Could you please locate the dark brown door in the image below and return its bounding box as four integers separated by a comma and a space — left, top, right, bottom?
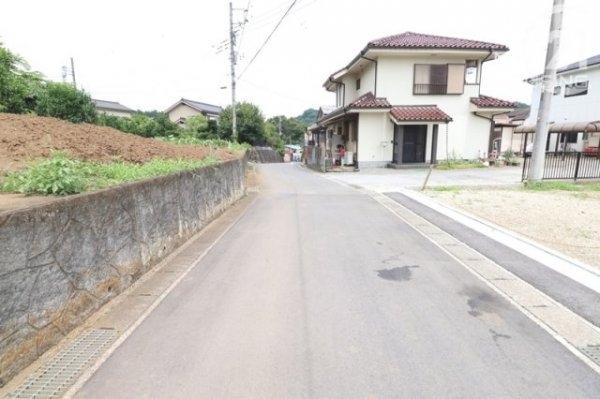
403, 125, 427, 163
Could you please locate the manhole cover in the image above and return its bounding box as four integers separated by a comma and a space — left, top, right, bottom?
6, 328, 116, 399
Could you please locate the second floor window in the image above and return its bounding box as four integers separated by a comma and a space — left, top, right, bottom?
565, 81, 588, 97
414, 64, 465, 95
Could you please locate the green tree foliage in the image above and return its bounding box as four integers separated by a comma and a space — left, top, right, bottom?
296, 108, 318, 126
97, 112, 180, 138
35, 82, 96, 123
182, 114, 219, 140
263, 121, 284, 154
267, 115, 305, 145
218, 102, 265, 145
0, 43, 43, 113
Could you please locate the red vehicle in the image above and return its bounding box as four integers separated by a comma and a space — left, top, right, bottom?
583, 146, 599, 156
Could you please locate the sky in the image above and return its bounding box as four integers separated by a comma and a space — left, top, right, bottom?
1, 0, 599, 119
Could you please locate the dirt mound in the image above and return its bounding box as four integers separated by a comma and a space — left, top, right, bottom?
0, 113, 238, 172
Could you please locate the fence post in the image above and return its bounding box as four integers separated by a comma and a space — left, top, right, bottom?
574, 152, 581, 181
521, 154, 529, 182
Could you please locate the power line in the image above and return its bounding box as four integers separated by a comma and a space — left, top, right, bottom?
237, 0, 297, 81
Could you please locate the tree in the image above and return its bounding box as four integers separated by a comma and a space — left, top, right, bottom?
267, 115, 305, 145
263, 121, 284, 154
218, 102, 265, 145
0, 43, 43, 114
296, 108, 318, 126
183, 114, 219, 139
35, 82, 96, 123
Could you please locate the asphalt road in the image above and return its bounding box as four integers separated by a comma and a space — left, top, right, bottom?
74, 164, 600, 398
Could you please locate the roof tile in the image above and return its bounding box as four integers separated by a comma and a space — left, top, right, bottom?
390, 105, 452, 122
368, 32, 508, 51
471, 95, 515, 108
349, 92, 391, 108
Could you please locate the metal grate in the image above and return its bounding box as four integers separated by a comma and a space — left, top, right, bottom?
580, 345, 600, 367
5, 329, 116, 399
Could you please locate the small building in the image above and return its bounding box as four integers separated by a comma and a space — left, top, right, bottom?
93, 99, 135, 118
164, 98, 222, 125
491, 107, 530, 155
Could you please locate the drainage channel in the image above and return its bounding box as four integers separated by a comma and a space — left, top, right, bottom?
5, 329, 117, 399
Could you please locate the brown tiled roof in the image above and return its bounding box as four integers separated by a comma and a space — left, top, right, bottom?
349, 92, 391, 108
390, 105, 452, 122
368, 32, 509, 51
470, 95, 515, 108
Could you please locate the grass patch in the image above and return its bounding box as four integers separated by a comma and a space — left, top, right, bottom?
1, 152, 219, 196
428, 186, 462, 192
524, 181, 600, 192
159, 136, 251, 152
436, 160, 486, 170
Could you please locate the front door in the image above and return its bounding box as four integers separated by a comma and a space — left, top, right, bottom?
403, 125, 427, 163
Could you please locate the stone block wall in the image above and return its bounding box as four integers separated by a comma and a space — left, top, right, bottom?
0, 158, 246, 385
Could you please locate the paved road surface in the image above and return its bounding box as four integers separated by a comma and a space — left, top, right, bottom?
74, 164, 600, 398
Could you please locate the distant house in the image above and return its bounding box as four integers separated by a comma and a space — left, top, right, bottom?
309, 31, 514, 170
491, 107, 530, 155
164, 98, 222, 125
520, 54, 600, 153
93, 99, 135, 118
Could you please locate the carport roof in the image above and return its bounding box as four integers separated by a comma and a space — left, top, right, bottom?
514, 121, 600, 133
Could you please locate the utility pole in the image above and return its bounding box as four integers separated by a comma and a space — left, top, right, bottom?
528, 0, 565, 182
229, 2, 238, 142
70, 57, 77, 89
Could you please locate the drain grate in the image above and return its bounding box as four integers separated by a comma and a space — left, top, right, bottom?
6, 328, 116, 399
580, 345, 600, 367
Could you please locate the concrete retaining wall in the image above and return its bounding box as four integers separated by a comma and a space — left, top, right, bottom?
0, 158, 246, 386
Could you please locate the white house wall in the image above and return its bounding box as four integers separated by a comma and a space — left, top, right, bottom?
344, 62, 377, 104
358, 113, 394, 167
526, 66, 600, 151
377, 56, 491, 160
167, 104, 200, 123
527, 67, 600, 124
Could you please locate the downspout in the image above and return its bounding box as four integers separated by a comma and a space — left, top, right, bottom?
477, 48, 495, 92
360, 55, 378, 96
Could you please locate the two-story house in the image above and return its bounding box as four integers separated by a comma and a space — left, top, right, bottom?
314, 32, 514, 169
519, 54, 600, 153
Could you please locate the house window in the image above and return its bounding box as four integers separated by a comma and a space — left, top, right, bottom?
553, 86, 561, 95
565, 81, 588, 97
356, 78, 361, 90
561, 133, 578, 143
465, 60, 478, 84
414, 64, 465, 95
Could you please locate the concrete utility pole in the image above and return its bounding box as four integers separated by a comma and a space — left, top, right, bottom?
70, 57, 77, 89
229, 2, 238, 142
528, 0, 565, 182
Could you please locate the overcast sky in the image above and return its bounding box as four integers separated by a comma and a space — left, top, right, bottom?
1, 0, 598, 118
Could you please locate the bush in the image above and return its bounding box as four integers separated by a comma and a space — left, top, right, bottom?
2, 151, 90, 195
35, 82, 96, 123
1, 152, 224, 196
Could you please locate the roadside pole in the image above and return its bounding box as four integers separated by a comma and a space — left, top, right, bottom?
528, 0, 565, 182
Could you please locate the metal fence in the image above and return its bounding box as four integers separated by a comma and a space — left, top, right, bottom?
522, 152, 600, 181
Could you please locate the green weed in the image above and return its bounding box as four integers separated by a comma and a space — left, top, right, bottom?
1, 153, 220, 196
524, 181, 600, 192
